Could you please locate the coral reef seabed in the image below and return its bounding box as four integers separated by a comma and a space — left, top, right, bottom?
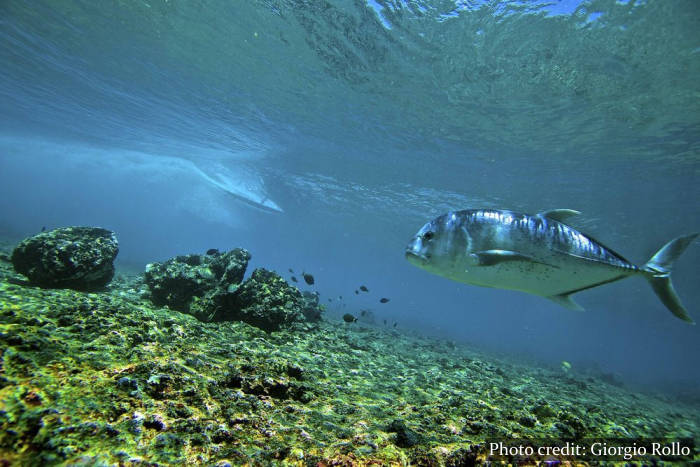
0, 244, 697, 465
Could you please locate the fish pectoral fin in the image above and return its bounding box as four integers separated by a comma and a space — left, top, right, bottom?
471, 250, 556, 267
538, 209, 581, 222
547, 293, 585, 311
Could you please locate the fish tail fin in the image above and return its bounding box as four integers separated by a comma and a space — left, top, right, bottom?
642, 233, 698, 324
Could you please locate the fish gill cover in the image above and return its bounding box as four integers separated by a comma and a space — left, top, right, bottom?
0, 0, 699, 465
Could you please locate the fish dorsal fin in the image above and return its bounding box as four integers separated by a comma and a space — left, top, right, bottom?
471, 250, 557, 268
538, 209, 581, 222
547, 293, 585, 311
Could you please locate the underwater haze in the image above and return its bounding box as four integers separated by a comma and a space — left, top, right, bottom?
1, 0, 699, 395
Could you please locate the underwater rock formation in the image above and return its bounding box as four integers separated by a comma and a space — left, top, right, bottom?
387, 419, 421, 448
144, 248, 250, 312
145, 252, 308, 332
215, 268, 305, 332
300, 290, 324, 322
11, 227, 118, 290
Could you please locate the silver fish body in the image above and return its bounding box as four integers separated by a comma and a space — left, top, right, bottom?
405, 209, 697, 322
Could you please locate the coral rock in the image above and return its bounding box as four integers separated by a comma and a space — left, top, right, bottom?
11, 227, 118, 290
217, 268, 304, 332
387, 419, 420, 448
144, 248, 250, 312
300, 291, 323, 322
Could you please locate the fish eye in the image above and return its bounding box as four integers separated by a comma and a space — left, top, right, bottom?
422, 231, 434, 241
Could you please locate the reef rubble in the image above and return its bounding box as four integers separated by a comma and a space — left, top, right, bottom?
0, 242, 698, 465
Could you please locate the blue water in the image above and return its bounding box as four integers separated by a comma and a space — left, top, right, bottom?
1, 0, 698, 391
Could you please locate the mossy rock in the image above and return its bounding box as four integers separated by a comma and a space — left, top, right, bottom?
144, 248, 250, 312
216, 268, 304, 332
11, 227, 118, 290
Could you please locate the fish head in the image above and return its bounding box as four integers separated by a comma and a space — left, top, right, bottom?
405, 212, 471, 274
405, 220, 436, 266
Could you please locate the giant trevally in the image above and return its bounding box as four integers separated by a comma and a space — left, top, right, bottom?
405, 209, 697, 323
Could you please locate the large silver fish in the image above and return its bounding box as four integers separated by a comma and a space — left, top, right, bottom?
405, 209, 697, 323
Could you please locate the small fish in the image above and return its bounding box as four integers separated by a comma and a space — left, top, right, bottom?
289, 268, 294, 273
41, 226, 46, 232
393, 322, 397, 328
338, 295, 343, 300
406, 208, 698, 323
360, 309, 367, 317
206, 248, 219, 255
383, 319, 387, 325
328, 298, 332, 302
343, 313, 358, 323
380, 298, 390, 303
360, 285, 369, 292
355, 290, 359, 294
303, 273, 315, 285
290, 276, 298, 283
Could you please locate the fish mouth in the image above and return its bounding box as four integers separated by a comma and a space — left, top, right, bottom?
405, 249, 428, 264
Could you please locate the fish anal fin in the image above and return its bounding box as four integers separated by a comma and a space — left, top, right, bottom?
538, 209, 581, 222
472, 250, 557, 268
547, 293, 585, 311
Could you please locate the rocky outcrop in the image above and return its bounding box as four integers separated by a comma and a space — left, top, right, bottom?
300, 291, 323, 322
144, 252, 308, 332
216, 268, 305, 332
143, 249, 250, 313
11, 227, 118, 290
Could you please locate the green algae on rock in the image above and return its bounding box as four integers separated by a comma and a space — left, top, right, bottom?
144, 249, 312, 332
300, 290, 324, 322
216, 268, 306, 332
11, 227, 118, 291
144, 248, 251, 314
